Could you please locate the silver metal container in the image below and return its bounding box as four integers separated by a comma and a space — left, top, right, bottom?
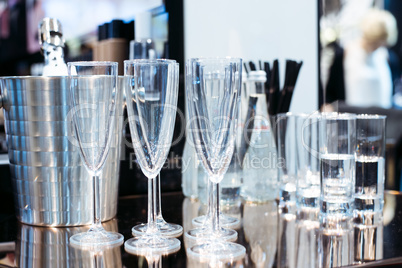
0, 76, 124, 226
16, 220, 122, 267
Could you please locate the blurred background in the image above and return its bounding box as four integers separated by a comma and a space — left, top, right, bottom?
0, 0, 401, 195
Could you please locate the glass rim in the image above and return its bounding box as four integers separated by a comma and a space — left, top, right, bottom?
124, 59, 177, 65
186, 57, 242, 63
276, 112, 297, 118
295, 112, 321, 119
67, 61, 118, 67
321, 112, 357, 120
356, 114, 387, 120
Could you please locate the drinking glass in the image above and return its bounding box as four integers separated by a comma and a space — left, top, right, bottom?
353, 114, 386, 264
354, 114, 386, 220
124, 59, 181, 255
319, 113, 356, 222
318, 113, 356, 267
296, 113, 321, 212
185, 57, 245, 259
131, 63, 183, 238
276, 114, 298, 268
277, 113, 298, 208
294, 113, 321, 268
68, 61, 124, 247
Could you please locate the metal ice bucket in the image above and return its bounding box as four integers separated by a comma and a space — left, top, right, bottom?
0, 76, 124, 226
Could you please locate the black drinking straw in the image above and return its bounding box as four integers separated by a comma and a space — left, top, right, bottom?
268, 59, 280, 116
249, 61, 256, 71
277, 60, 293, 114
243, 62, 249, 74
264, 61, 271, 99
278, 60, 303, 113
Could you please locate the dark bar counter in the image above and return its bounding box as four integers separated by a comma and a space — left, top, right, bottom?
1, 191, 402, 267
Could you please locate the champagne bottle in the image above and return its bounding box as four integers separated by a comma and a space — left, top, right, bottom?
39, 18, 68, 76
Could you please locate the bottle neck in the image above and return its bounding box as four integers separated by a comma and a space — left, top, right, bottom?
44, 45, 65, 66
248, 79, 266, 95
42, 44, 67, 76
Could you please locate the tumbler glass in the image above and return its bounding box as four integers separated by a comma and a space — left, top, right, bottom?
319, 113, 356, 219
296, 113, 321, 211
354, 115, 386, 218
277, 113, 297, 207
294, 113, 321, 267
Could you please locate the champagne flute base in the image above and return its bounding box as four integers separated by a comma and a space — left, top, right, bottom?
132, 221, 183, 238
70, 229, 124, 249
124, 235, 181, 255
184, 227, 237, 242
187, 241, 246, 262
192, 214, 240, 229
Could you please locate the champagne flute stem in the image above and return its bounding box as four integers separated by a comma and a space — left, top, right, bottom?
93, 175, 102, 229
156, 173, 163, 221
212, 181, 220, 233
147, 177, 158, 234
205, 178, 214, 224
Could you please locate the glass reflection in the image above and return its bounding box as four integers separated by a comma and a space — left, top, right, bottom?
182, 197, 201, 235
182, 195, 387, 267
16, 220, 122, 267
295, 208, 320, 268
277, 202, 297, 268
70, 244, 123, 268
187, 250, 245, 268
243, 201, 277, 267
318, 219, 354, 267
354, 212, 384, 263
125, 246, 180, 268
145, 254, 162, 268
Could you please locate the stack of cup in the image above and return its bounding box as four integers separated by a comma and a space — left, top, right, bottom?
354, 115, 386, 220
319, 113, 356, 220
276, 113, 297, 268
275, 112, 386, 266
277, 113, 298, 208
354, 114, 386, 263
318, 113, 356, 267
296, 113, 321, 216
294, 113, 321, 268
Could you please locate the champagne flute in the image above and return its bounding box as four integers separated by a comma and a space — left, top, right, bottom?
185, 57, 246, 259
131, 63, 183, 238
185, 61, 240, 229
68, 61, 124, 247
124, 59, 181, 255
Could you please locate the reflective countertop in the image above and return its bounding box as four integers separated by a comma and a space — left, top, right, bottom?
1, 191, 402, 267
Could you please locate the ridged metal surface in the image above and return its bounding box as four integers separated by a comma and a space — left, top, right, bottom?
7, 135, 77, 151
0, 76, 125, 226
